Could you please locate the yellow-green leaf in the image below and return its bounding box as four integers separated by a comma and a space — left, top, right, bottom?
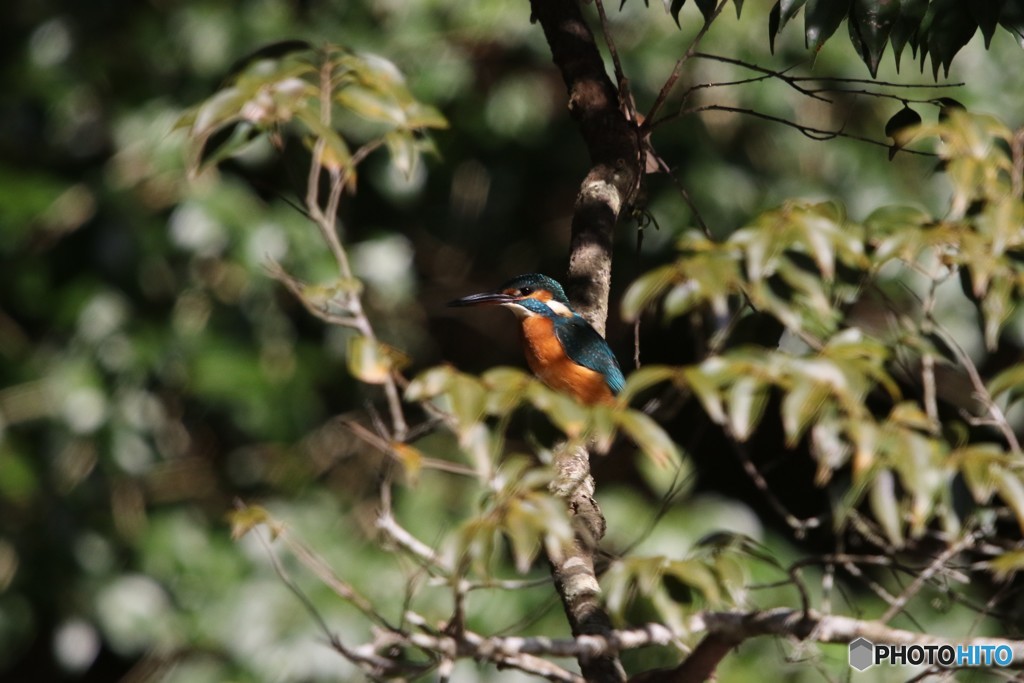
528, 384, 591, 438
869, 469, 904, 548
347, 336, 407, 384
726, 376, 769, 441
618, 365, 679, 405
987, 550, 1024, 581
992, 466, 1024, 532
481, 366, 532, 415
392, 442, 423, 486
228, 504, 275, 540
405, 365, 456, 400
621, 265, 676, 321
617, 409, 680, 468
448, 374, 487, 428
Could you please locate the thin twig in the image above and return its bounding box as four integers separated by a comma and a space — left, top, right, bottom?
880, 531, 976, 624
673, 104, 937, 156
730, 439, 822, 538
250, 521, 418, 677
343, 417, 477, 478
689, 52, 826, 103
376, 508, 453, 576
300, 57, 408, 442
1012, 128, 1024, 198
934, 324, 1022, 455
645, 0, 730, 126
652, 154, 712, 239
264, 259, 360, 328
594, 0, 629, 102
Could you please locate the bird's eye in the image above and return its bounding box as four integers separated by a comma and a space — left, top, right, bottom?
519, 287, 533, 296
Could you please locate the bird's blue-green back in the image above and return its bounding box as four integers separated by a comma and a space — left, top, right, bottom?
552, 315, 625, 394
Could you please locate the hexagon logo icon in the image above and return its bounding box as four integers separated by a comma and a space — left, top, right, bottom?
849, 637, 874, 671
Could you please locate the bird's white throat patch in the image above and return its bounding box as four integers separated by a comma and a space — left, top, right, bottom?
500, 299, 573, 318
544, 299, 573, 317
501, 302, 533, 319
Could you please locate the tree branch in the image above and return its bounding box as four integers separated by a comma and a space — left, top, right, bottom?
530, 0, 640, 332
386, 609, 1024, 681
251, 514, 1024, 683
652, 608, 1024, 682
529, 1, 643, 680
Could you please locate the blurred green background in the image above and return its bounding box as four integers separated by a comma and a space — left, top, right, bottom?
2, 0, 1023, 681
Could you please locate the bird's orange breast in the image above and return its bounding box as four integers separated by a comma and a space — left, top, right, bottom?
520, 316, 615, 405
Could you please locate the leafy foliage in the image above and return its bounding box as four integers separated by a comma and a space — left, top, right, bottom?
178, 45, 447, 180
625, 110, 1024, 547
6, 1, 1024, 681
652, 0, 1024, 77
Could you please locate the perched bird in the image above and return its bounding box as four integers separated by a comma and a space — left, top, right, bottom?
449, 274, 624, 405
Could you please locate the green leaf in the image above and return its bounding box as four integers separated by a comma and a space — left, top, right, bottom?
618, 409, 681, 468
890, 0, 928, 69
405, 365, 456, 400
870, 468, 905, 547
890, 428, 946, 536
954, 443, 1005, 503
192, 122, 261, 174
992, 466, 1024, 532
670, 0, 686, 28
921, 0, 978, 78
481, 367, 533, 415
189, 87, 247, 136
987, 550, 1024, 580
888, 401, 933, 431
981, 278, 1013, 351
403, 102, 448, 130
1000, 1, 1024, 49
969, 0, 1005, 47
448, 374, 487, 428
528, 384, 593, 439
618, 365, 679, 405
0, 449, 37, 503
662, 280, 704, 320
590, 405, 619, 454
336, 83, 407, 126
384, 130, 419, 180
780, 0, 809, 30
726, 376, 769, 441
228, 504, 281, 540
848, 0, 899, 77
694, 0, 717, 24
880, 105, 921, 140
347, 336, 407, 384
392, 442, 423, 486
988, 364, 1024, 401
780, 378, 827, 446
223, 40, 314, 81
621, 265, 676, 321
810, 419, 850, 478
459, 422, 494, 481
504, 500, 543, 573
805, 0, 852, 53
683, 364, 727, 425
769, 1, 782, 53
458, 515, 500, 576
885, 106, 922, 158
666, 559, 721, 604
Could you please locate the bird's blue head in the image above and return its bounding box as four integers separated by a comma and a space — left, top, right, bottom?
448, 273, 574, 319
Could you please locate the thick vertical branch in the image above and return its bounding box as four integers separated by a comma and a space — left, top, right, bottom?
530, 0, 641, 333
529, 2, 641, 682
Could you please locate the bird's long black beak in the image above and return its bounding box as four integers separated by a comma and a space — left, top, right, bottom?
447, 291, 517, 307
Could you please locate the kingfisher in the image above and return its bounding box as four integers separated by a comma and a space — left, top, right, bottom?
449, 274, 625, 405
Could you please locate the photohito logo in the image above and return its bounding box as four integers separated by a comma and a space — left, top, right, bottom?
848, 638, 1014, 671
